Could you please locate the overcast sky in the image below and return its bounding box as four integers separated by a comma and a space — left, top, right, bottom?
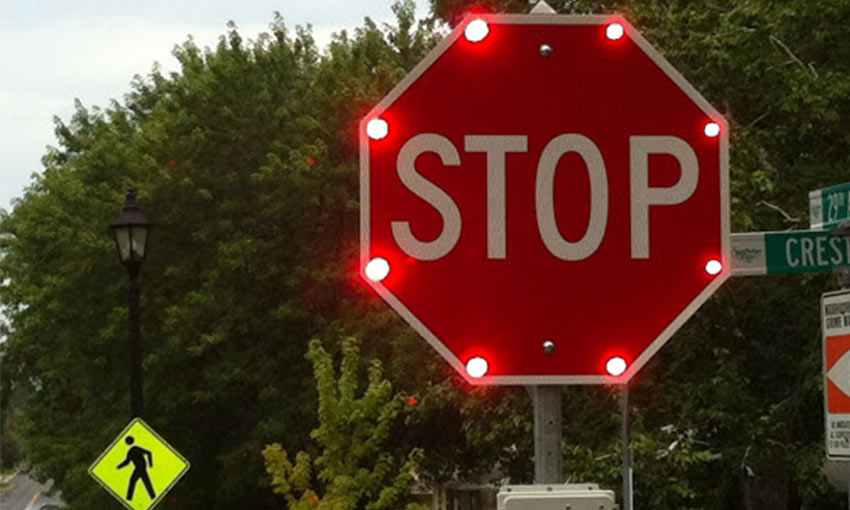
0, 0, 430, 212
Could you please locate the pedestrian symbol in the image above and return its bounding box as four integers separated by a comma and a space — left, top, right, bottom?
89, 418, 189, 510
117, 435, 156, 501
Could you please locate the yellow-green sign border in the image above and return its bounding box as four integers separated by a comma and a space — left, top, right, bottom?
88, 417, 190, 510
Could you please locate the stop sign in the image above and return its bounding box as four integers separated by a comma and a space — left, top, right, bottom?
360, 14, 730, 384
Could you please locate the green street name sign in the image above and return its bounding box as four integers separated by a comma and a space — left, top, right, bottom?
731, 231, 850, 276
810, 182, 850, 230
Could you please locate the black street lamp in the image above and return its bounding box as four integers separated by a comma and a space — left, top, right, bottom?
110, 189, 150, 418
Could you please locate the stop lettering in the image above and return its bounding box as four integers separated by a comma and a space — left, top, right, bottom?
390, 133, 700, 262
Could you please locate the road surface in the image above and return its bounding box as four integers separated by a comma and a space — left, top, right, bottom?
0, 474, 64, 510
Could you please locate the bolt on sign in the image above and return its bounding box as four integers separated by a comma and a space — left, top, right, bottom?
89, 418, 190, 510
823, 290, 850, 459
360, 13, 730, 384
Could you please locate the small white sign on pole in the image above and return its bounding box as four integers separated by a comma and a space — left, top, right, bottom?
823, 290, 850, 459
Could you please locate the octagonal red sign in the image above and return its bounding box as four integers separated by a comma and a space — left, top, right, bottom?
360, 14, 730, 384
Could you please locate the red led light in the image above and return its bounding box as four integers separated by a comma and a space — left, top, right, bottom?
704, 122, 721, 137
366, 118, 389, 140
704, 259, 723, 275
464, 18, 489, 43
606, 23, 624, 41
365, 257, 390, 282
606, 356, 627, 376
465, 356, 488, 378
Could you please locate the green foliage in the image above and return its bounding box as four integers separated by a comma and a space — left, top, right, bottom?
5, 0, 850, 508
618, 1, 850, 505
429, 0, 527, 25
0, 413, 23, 471
263, 337, 424, 510
0, 3, 443, 509
0, 341, 24, 471
434, 0, 850, 506
622, 0, 850, 234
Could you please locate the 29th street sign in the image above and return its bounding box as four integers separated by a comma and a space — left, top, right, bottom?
810, 182, 850, 231
361, 14, 730, 384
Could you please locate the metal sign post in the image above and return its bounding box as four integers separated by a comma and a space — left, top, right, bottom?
532, 385, 563, 484
824, 221, 850, 507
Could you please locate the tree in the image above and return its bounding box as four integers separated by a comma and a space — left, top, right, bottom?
425, 0, 850, 507
263, 337, 424, 510
0, 4, 447, 509
6, 0, 850, 507
622, 1, 850, 507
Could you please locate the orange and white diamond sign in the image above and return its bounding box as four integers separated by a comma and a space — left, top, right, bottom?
823, 290, 850, 459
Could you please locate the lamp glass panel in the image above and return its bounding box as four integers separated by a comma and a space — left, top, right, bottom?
114, 227, 131, 262
131, 227, 147, 260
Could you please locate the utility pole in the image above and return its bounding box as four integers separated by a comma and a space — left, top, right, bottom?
832, 221, 850, 509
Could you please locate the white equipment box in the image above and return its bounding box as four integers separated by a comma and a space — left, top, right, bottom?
497, 484, 617, 510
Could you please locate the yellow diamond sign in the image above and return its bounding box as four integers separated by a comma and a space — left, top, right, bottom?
89, 418, 190, 510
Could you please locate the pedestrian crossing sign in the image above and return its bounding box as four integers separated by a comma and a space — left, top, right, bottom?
89, 418, 190, 510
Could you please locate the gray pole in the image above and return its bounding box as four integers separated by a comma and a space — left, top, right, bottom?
831, 222, 850, 509
621, 384, 633, 510
528, 0, 564, 488
532, 385, 563, 484
838, 267, 850, 510
835, 267, 850, 510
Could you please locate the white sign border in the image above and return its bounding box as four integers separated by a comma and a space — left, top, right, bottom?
360, 13, 731, 385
